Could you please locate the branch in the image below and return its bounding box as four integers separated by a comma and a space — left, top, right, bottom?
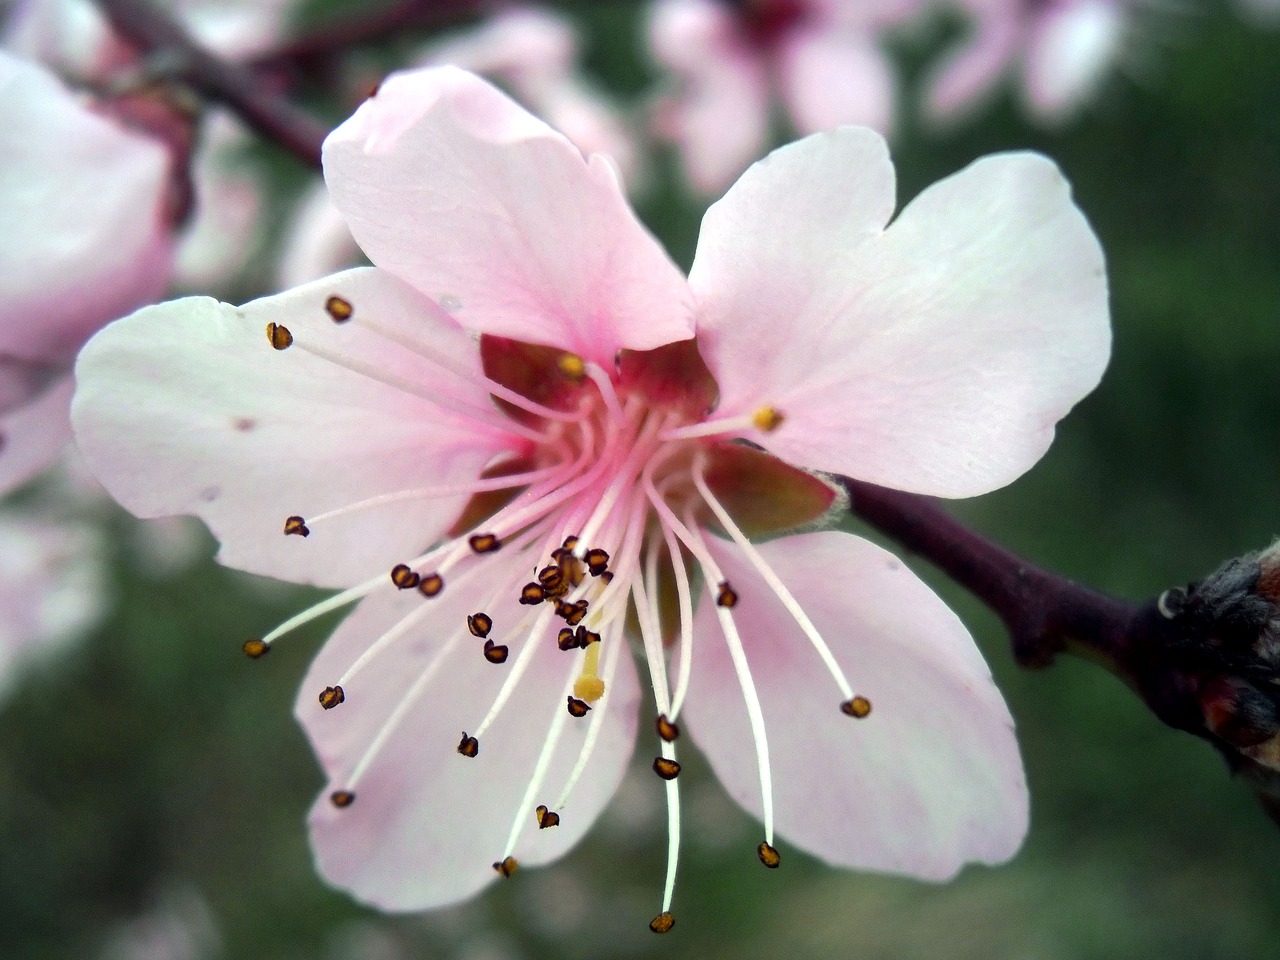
93, 0, 327, 170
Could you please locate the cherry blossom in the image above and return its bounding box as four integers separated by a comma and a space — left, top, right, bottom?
72, 67, 1110, 927
647, 0, 923, 193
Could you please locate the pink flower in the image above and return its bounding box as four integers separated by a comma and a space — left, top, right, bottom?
647, 0, 923, 193
72, 67, 1109, 925
925, 0, 1129, 125
0, 51, 173, 494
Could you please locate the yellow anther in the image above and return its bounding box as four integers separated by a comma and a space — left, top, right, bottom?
757, 841, 782, 868
752, 406, 784, 432
265, 322, 293, 350
324, 295, 354, 322
656, 714, 680, 743
649, 912, 675, 934
493, 856, 518, 878
242, 638, 269, 659
318, 685, 345, 709
557, 352, 586, 381
418, 573, 444, 597
841, 695, 872, 719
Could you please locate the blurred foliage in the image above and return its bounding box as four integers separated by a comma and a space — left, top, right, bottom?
3, 0, 1280, 958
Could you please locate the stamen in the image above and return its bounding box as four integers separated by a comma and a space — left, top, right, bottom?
557, 352, 586, 381
469, 533, 502, 554
318, 685, 345, 709
483, 639, 509, 664
519, 583, 546, 605
467, 612, 493, 638
656, 714, 680, 742
584, 548, 610, 577
535, 804, 561, 829
390, 564, 420, 589
265, 322, 293, 350
552, 626, 625, 810
757, 841, 781, 868
648, 481, 695, 721
652, 757, 681, 780
751, 406, 784, 432
716, 581, 738, 608
557, 627, 578, 651
566, 696, 591, 718
324, 295, 354, 322
329, 790, 355, 808
457, 733, 479, 757
649, 913, 675, 934
259, 568, 390, 647
472, 605, 558, 739
283, 515, 310, 537
242, 638, 269, 659
657, 410, 764, 442
493, 857, 518, 878
419, 573, 445, 597
841, 696, 872, 719
582, 361, 626, 425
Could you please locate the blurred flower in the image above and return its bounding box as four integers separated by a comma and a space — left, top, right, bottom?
73, 67, 1109, 928
95, 885, 221, 960
924, 0, 1130, 125
646, 0, 923, 193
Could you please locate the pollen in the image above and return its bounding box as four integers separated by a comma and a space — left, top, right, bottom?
457, 733, 479, 757
757, 841, 782, 868
468, 533, 502, 554
716, 581, 738, 608
330, 790, 355, 808
467, 613, 493, 638
418, 573, 445, 597
566, 696, 591, 718
557, 352, 586, 381
265, 322, 293, 350
519, 582, 546, 605
242, 638, 269, 659
841, 695, 872, 719
483, 639, 509, 664
318, 685, 345, 709
283, 515, 310, 537
493, 856, 518, 878
752, 406, 784, 432
390, 564, 420, 589
656, 714, 680, 742
652, 757, 681, 780
324, 295, 354, 322
535, 804, 561, 829
649, 912, 675, 934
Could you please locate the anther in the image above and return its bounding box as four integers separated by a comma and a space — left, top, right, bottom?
557, 353, 586, 381
556, 599, 588, 626
716, 581, 738, 608
656, 714, 680, 742
330, 790, 355, 808
265, 322, 293, 350
652, 757, 682, 780
283, 515, 310, 537
752, 406, 784, 431
537, 565, 564, 590
418, 573, 444, 598
649, 912, 675, 934
390, 564, 420, 589
493, 856, 518, 878
841, 695, 872, 719
601, 571, 614, 584
757, 841, 781, 868
318, 685, 345, 709
467, 613, 493, 638
562, 535, 580, 552
242, 638, 269, 659
557, 628, 579, 651
577, 628, 600, 646
457, 733, 479, 757
469, 533, 502, 554
324, 295, 354, 322
566, 696, 591, 718
483, 639, 509, 664
519, 582, 546, 605
584, 548, 610, 577
535, 804, 561, 829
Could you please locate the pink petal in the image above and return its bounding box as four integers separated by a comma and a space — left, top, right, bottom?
692, 134, 1109, 497
1023, 0, 1125, 121
323, 66, 693, 369
683, 531, 1028, 878
72, 268, 512, 587
0, 52, 173, 365
922, 0, 1020, 123
298, 554, 640, 910
776, 23, 895, 136
646, 0, 770, 194
0, 376, 74, 495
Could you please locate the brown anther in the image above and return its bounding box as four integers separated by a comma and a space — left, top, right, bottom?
656, 714, 680, 742
535, 804, 561, 829
418, 573, 444, 597
318, 685, 345, 709
467, 613, 493, 638
537, 565, 564, 590
265, 322, 293, 350
841, 695, 872, 719
330, 790, 355, 808
483, 639, 509, 664
562, 535, 580, 552
557, 599, 588, 626
468, 533, 501, 554
716, 581, 739, 608
757, 841, 782, 868
283, 515, 310, 537
652, 757, 682, 780
601, 571, 614, 584
578, 628, 601, 646
242, 638, 269, 659
557, 352, 586, 381
566, 696, 591, 718
649, 912, 675, 934
584, 548, 610, 576
390, 564, 420, 589
493, 856, 518, 878
557, 628, 579, 651
752, 406, 785, 432
519, 582, 546, 605
457, 733, 479, 758
324, 295, 354, 322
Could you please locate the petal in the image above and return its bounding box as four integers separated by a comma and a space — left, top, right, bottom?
922, 1, 1020, 122
0, 52, 173, 365
298, 553, 641, 910
1023, 0, 1125, 120
72, 267, 513, 587
776, 24, 894, 136
683, 531, 1028, 878
647, 0, 770, 194
692, 137, 1109, 497
323, 66, 693, 369
0, 375, 74, 495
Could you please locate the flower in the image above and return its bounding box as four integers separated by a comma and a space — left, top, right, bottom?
646, 0, 923, 193
72, 66, 1110, 927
